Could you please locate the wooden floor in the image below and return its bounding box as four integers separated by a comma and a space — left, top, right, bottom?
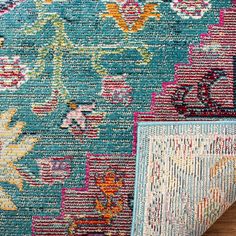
203, 202, 236, 236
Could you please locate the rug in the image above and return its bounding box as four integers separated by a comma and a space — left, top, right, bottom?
0, 0, 235, 235
133, 121, 235, 235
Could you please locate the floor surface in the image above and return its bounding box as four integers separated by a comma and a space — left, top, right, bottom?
203, 202, 236, 236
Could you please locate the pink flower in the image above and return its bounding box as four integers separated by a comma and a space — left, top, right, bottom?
101, 74, 132, 106
61, 102, 106, 141
69, 112, 106, 141
121, 0, 142, 27
61, 103, 96, 130
171, 0, 212, 19
0, 0, 25, 16
0, 57, 29, 91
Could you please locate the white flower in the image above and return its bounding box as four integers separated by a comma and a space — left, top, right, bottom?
171, 0, 212, 19
0, 57, 29, 91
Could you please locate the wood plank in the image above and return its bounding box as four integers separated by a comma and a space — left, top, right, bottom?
203, 202, 236, 236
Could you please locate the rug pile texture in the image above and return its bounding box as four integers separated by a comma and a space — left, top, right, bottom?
0, 0, 235, 235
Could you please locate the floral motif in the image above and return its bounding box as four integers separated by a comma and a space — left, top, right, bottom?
0, 108, 38, 210
69, 169, 124, 234
170, 0, 212, 19
101, 0, 160, 33
121, 0, 142, 27
101, 74, 132, 106
0, 57, 29, 91
36, 156, 73, 185
24, 0, 151, 116
61, 102, 106, 141
61, 102, 96, 130
0, 0, 24, 16
95, 170, 123, 223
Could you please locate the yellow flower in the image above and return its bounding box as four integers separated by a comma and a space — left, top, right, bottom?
0, 108, 38, 210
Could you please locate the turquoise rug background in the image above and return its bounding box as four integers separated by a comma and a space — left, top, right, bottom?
0, 0, 233, 235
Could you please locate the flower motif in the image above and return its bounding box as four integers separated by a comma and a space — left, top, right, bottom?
96, 170, 123, 197
112, 88, 132, 105
0, 57, 29, 91
61, 102, 106, 141
170, 0, 212, 19
95, 170, 123, 223
0, 0, 24, 16
121, 0, 142, 27
101, 74, 132, 106
69, 113, 106, 141
36, 156, 73, 185
101, 0, 160, 33
0, 108, 38, 210
61, 102, 96, 130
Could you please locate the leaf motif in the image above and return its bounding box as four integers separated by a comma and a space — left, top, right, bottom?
0, 187, 17, 211
0, 121, 25, 147
0, 109, 39, 209
1, 137, 38, 163
0, 108, 16, 130
0, 165, 24, 191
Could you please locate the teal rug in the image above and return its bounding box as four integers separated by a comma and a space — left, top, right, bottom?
0, 0, 235, 235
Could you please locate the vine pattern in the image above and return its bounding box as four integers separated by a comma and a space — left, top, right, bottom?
23, 0, 152, 116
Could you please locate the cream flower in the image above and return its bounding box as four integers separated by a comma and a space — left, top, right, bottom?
0, 108, 38, 210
